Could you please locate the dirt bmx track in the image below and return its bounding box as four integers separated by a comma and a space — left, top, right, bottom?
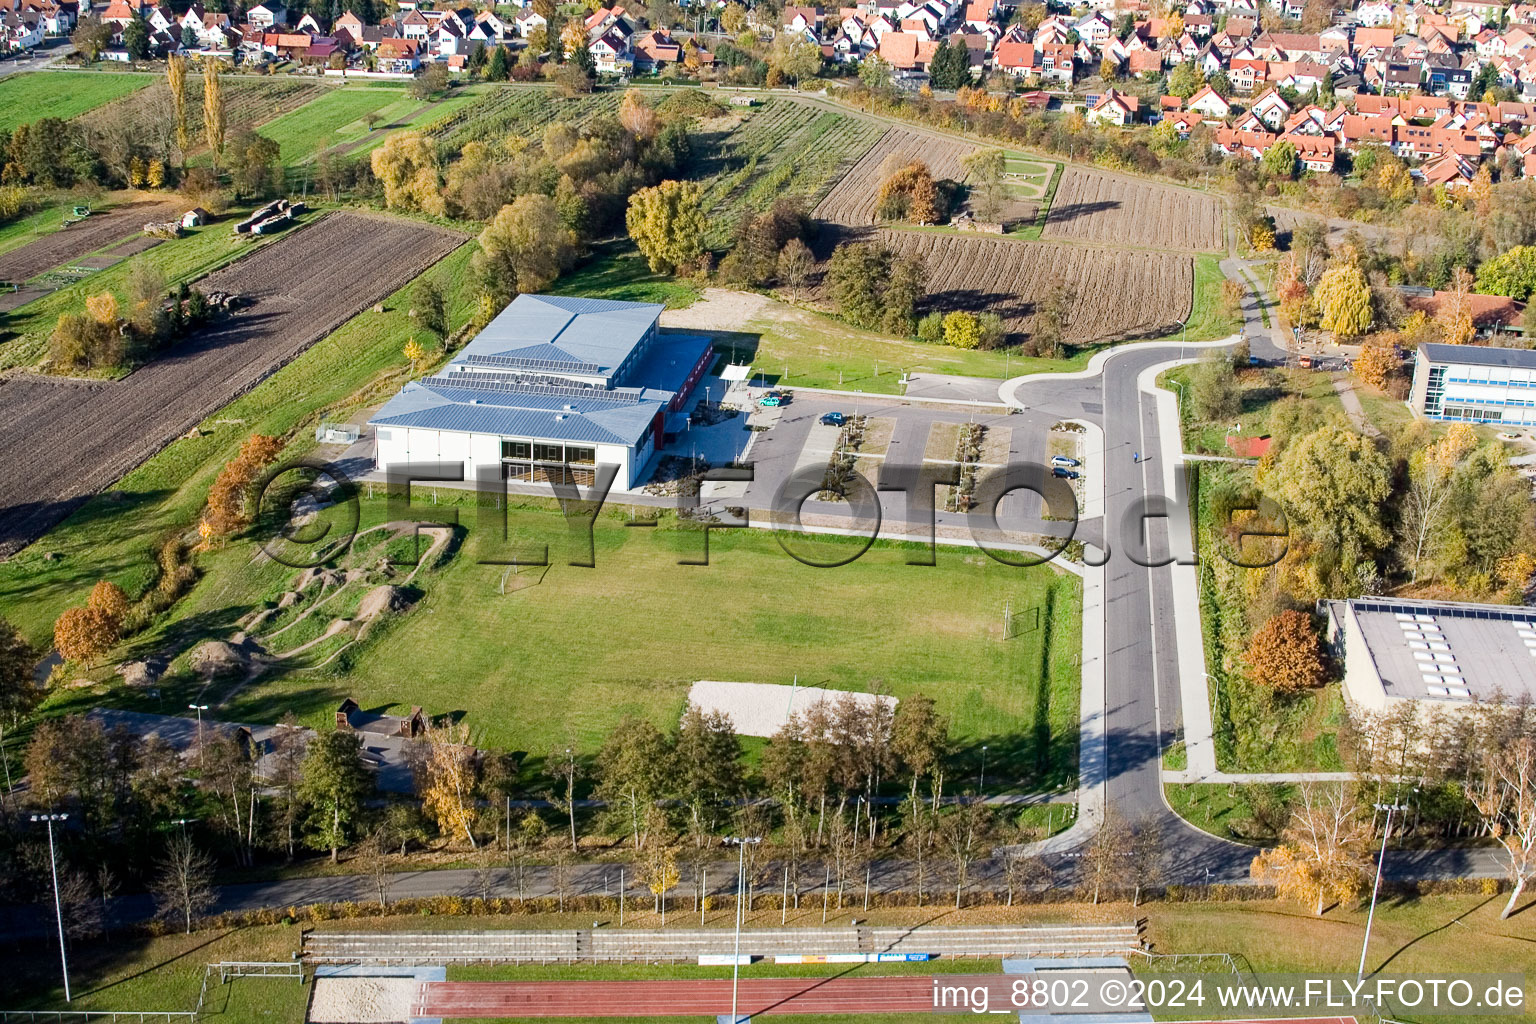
0, 200, 182, 284
0, 212, 466, 557
1043, 167, 1224, 251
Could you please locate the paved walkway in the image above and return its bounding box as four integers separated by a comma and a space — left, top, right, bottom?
1333, 377, 1381, 437
1163, 770, 1355, 784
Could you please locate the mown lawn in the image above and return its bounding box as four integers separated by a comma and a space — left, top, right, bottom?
0, 70, 154, 132
212, 505, 1083, 788
260, 85, 410, 163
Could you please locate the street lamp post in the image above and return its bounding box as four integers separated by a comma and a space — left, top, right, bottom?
188, 704, 209, 758
1357, 801, 1409, 982
979, 745, 988, 793
32, 813, 71, 1001
723, 835, 761, 1024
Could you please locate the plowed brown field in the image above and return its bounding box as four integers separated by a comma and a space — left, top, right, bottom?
875, 230, 1193, 344
813, 127, 978, 226
1043, 167, 1224, 250
0, 201, 181, 283
0, 213, 467, 557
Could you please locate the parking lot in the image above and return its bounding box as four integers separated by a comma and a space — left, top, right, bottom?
725, 388, 1092, 550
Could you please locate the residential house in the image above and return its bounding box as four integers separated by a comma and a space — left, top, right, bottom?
1087, 86, 1139, 124
246, 0, 285, 28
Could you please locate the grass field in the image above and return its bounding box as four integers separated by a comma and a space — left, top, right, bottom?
550, 244, 702, 309
0, 70, 153, 131
260, 85, 410, 163
203, 505, 1082, 787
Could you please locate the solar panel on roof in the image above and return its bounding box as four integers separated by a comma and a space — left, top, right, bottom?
461, 352, 608, 376
430, 376, 644, 405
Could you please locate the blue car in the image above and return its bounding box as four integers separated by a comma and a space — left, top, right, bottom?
820, 412, 846, 427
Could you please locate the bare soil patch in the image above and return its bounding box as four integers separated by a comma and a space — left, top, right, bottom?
1043, 167, 1224, 250
0, 200, 181, 283
813, 127, 978, 226
873, 231, 1192, 344
0, 213, 467, 557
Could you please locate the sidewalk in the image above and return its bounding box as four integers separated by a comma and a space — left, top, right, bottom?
1139, 360, 1221, 781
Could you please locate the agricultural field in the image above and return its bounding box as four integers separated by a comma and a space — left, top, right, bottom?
1043, 166, 1225, 250
0, 213, 467, 557
422, 86, 622, 151
874, 230, 1193, 344
693, 99, 886, 246
0, 71, 153, 132
0, 199, 180, 287
813, 126, 978, 226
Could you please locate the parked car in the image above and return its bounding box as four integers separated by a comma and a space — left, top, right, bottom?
1052, 467, 1079, 479
759, 390, 788, 407
1050, 455, 1079, 468
820, 411, 845, 427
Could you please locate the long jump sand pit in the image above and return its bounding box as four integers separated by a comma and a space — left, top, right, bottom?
309, 978, 418, 1023
0, 212, 467, 556
687, 680, 897, 737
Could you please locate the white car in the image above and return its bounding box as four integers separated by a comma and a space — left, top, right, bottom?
1050, 455, 1080, 468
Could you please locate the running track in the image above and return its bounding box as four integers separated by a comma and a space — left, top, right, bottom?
413, 976, 955, 1017
413, 982, 1359, 1021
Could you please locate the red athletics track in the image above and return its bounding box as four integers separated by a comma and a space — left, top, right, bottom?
414, 982, 1359, 1021
413, 976, 952, 1017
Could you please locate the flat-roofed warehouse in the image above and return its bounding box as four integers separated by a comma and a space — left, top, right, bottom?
370, 295, 713, 489
1323, 596, 1536, 714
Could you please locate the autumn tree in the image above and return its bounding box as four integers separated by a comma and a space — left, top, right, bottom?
372, 132, 446, 215
962, 148, 1006, 223
1475, 245, 1536, 300
167, 54, 190, 159
1470, 711, 1536, 918
1315, 260, 1373, 340
152, 832, 216, 933
421, 719, 481, 846
1438, 267, 1476, 346
1267, 424, 1392, 571
626, 180, 706, 274
877, 160, 941, 224
54, 606, 119, 665
1251, 784, 1371, 915
205, 434, 284, 536
203, 58, 226, 172
777, 238, 813, 300
619, 89, 659, 141
473, 194, 576, 307
943, 311, 981, 350
1245, 610, 1327, 694
1355, 340, 1397, 390
1078, 814, 1132, 904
